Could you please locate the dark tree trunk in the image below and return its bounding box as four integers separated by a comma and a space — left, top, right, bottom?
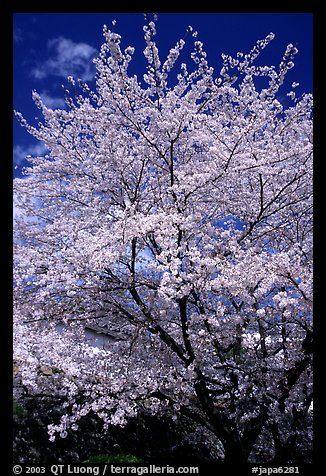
222, 438, 248, 463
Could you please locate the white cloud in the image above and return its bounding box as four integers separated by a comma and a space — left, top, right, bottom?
13, 188, 35, 227
14, 27, 23, 43
39, 91, 66, 109
13, 202, 23, 220
13, 143, 48, 166
13, 189, 26, 222
32, 36, 97, 81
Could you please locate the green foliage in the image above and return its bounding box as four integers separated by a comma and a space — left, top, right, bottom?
13, 399, 26, 417
82, 453, 144, 463
223, 345, 248, 363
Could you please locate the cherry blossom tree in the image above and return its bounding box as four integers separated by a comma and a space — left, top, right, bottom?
14, 17, 313, 463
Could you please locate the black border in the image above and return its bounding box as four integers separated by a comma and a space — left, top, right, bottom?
3, 2, 320, 474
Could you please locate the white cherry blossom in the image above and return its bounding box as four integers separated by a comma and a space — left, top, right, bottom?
14, 16, 312, 463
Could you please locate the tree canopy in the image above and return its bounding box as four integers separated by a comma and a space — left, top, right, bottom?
14, 17, 313, 463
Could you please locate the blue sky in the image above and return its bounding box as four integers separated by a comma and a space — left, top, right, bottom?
13, 13, 313, 179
